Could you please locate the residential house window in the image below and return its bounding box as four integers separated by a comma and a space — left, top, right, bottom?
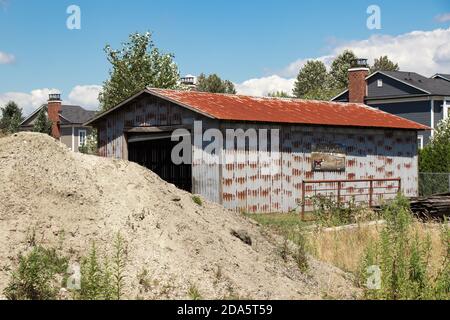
443, 100, 449, 120
79, 130, 87, 146
417, 135, 424, 150
377, 79, 383, 87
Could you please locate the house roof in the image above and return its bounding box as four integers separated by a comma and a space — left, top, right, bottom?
332, 70, 450, 102
21, 104, 97, 126
59, 105, 97, 124
86, 88, 429, 131
432, 73, 450, 82
381, 71, 450, 95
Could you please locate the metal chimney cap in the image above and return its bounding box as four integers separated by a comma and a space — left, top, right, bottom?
351, 58, 368, 68
48, 93, 61, 101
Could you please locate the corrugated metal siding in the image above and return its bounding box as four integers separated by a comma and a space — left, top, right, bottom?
97, 94, 222, 204
220, 124, 418, 213
96, 93, 419, 214
191, 119, 221, 203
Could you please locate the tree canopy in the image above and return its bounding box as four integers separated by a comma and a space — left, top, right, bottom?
419, 117, 450, 173
292, 60, 328, 98
292, 51, 400, 100
370, 56, 400, 73
267, 91, 290, 98
0, 101, 23, 134
329, 50, 358, 90
33, 108, 52, 135
196, 73, 236, 94
98, 32, 180, 111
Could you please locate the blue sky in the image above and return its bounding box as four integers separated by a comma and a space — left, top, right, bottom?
1, 0, 450, 114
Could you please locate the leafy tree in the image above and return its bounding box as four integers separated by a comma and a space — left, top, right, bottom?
99, 32, 180, 111
293, 60, 328, 98
33, 108, 52, 135
370, 56, 400, 73
302, 87, 343, 101
267, 91, 290, 98
0, 101, 23, 134
419, 117, 450, 173
329, 50, 358, 90
292, 60, 341, 100
79, 129, 98, 155
196, 73, 236, 94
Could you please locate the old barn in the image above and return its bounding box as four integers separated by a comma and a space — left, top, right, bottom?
85, 88, 428, 214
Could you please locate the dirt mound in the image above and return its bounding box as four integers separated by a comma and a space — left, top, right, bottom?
0, 132, 360, 299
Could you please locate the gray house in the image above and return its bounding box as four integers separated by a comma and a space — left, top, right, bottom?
333, 69, 450, 148
20, 94, 96, 152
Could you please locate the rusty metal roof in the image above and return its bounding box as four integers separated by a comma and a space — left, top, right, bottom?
148, 88, 429, 130
85, 88, 430, 130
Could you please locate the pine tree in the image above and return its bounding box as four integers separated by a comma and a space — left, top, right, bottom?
33, 108, 52, 135
267, 91, 290, 98
0, 101, 23, 134
196, 73, 236, 94
370, 56, 400, 73
329, 50, 358, 90
293, 60, 329, 98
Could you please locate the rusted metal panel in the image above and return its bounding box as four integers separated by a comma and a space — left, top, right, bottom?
98, 94, 205, 159
148, 88, 429, 130
191, 120, 221, 204
219, 124, 418, 213
95, 91, 420, 214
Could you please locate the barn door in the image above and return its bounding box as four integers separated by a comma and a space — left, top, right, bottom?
128, 137, 192, 192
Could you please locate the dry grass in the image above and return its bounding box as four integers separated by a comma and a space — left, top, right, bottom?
307, 221, 445, 275
248, 213, 446, 277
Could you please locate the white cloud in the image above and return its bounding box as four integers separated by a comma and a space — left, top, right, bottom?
0, 85, 101, 117
0, 88, 59, 116
236, 27, 450, 97
332, 27, 450, 76
0, 51, 15, 64
235, 75, 296, 97
435, 13, 450, 23
67, 85, 101, 110
280, 55, 334, 78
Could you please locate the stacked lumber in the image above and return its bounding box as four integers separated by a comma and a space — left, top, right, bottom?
410, 193, 450, 219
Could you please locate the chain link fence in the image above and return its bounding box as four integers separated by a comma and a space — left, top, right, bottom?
419, 173, 450, 197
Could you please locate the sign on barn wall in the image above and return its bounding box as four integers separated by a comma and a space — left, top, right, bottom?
311, 143, 346, 172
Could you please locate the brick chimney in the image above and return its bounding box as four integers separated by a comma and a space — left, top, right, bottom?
47, 93, 61, 139
348, 58, 369, 104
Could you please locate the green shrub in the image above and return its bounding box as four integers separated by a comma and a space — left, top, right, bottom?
192, 195, 203, 206
4, 246, 68, 300
291, 232, 309, 272
77, 233, 127, 300
112, 233, 127, 299
78, 129, 98, 155
433, 222, 450, 299
359, 195, 450, 300
187, 284, 202, 300
310, 195, 372, 227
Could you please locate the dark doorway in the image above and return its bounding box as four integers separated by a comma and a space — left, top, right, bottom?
128, 137, 192, 192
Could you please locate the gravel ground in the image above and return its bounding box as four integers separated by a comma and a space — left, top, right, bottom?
0, 132, 361, 300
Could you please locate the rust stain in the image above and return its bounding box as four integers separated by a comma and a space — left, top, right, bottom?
148, 88, 429, 130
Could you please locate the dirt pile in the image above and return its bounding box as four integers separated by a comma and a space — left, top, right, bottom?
0, 132, 360, 299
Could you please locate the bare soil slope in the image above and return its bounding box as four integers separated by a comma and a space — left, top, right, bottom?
0, 133, 359, 299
